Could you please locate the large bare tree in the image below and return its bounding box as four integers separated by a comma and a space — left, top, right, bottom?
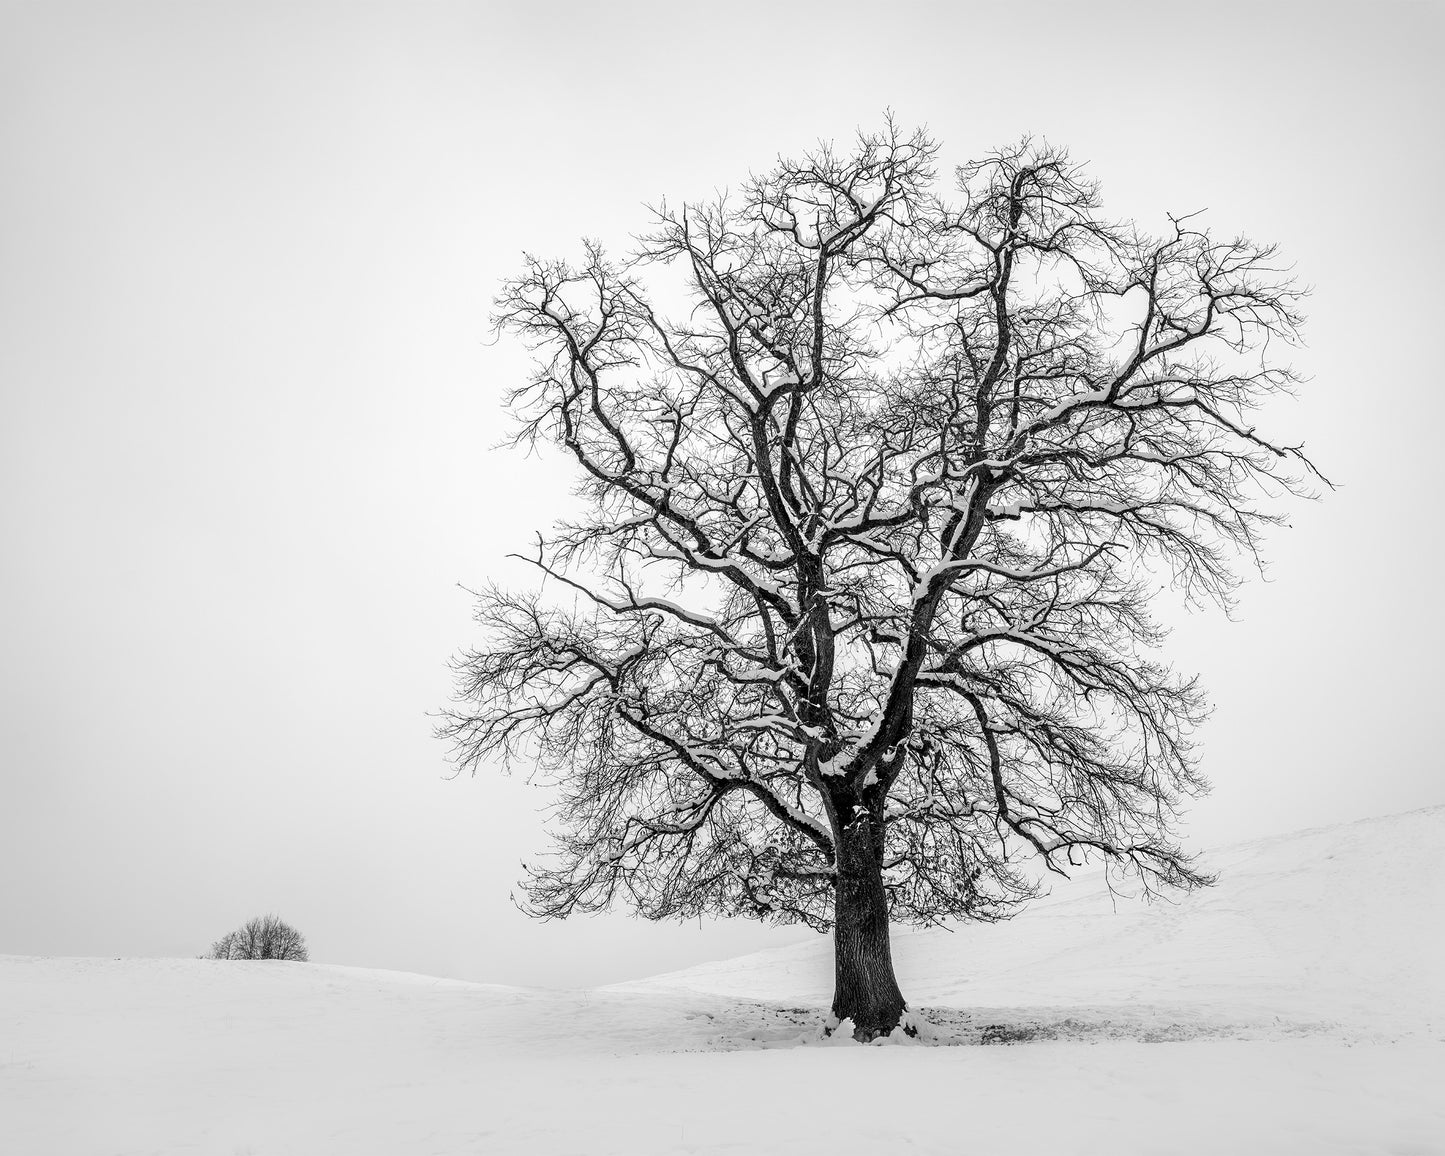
444, 123, 1319, 1040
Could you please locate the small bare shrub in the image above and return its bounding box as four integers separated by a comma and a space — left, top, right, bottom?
205, 914, 308, 961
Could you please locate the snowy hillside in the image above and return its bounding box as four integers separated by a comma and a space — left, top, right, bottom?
619, 805, 1445, 1041
3, 808, 1442, 1155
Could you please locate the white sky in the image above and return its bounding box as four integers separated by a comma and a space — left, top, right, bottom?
2, 0, 1441, 989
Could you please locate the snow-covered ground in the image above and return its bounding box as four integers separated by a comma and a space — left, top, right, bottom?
4, 808, 1442, 1155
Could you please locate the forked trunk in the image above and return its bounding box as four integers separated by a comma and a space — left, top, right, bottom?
829, 814, 910, 1042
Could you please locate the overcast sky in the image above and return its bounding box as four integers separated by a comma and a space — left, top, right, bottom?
2, 0, 1441, 989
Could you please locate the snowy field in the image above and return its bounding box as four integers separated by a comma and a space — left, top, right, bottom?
4, 807, 1442, 1155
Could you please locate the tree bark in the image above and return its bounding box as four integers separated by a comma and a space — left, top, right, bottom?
829, 810, 910, 1041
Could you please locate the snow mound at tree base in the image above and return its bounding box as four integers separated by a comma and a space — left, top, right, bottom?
685, 1000, 1355, 1051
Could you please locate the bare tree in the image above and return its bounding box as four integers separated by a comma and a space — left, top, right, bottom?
205, 914, 309, 962
443, 121, 1320, 1040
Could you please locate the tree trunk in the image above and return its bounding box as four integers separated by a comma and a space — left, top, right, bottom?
829, 812, 910, 1042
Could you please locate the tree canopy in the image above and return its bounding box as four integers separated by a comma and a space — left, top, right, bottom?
444, 123, 1318, 1028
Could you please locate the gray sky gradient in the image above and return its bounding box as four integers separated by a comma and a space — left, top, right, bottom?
2, 0, 1441, 988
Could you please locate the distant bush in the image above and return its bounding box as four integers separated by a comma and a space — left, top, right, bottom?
205, 914, 308, 961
